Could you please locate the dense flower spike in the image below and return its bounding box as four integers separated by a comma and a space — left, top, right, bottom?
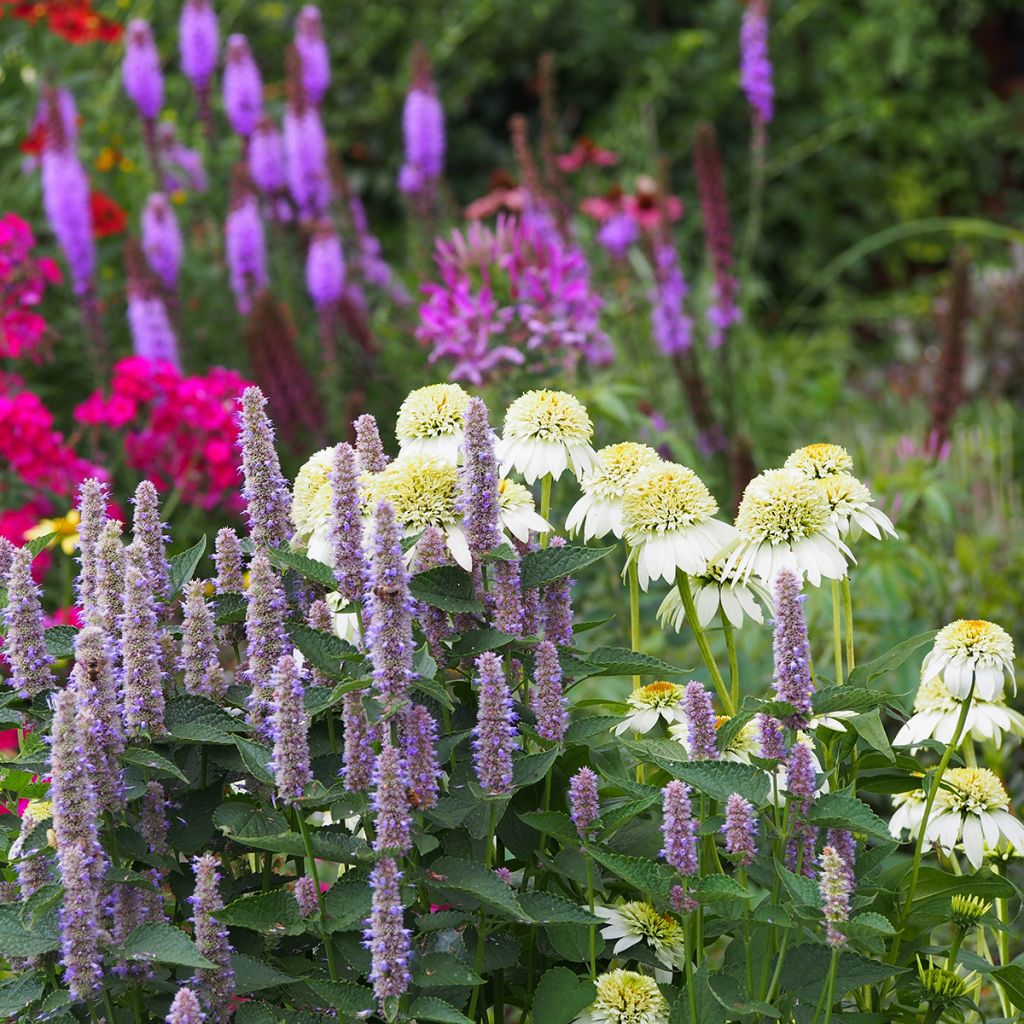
372, 740, 413, 853
213, 527, 245, 594
402, 704, 441, 811
269, 654, 312, 801
190, 854, 236, 1015
342, 692, 377, 791
542, 537, 574, 645
75, 477, 108, 614
179, 0, 219, 92
238, 386, 293, 548
306, 221, 346, 308
294, 6, 330, 105
569, 766, 600, 839
771, 569, 813, 728
141, 780, 170, 855
740, 0, 774, 125
226, 192, 268, 315
364, 856, 412, 1004
132, 480, 171, 607
661, 780, 699, 877
491, 555, 525, 637
722, 793, 758, 865
531, 639, 569, 743
57, 839, 104, 1000
94, 519, 126, 638
785, 741, 819, 875
223, 34, 262, 136
472, 652, 519, 796
398, 46, 445, 198
71, 625, 123, 810
683, 681, 719, 760
411, 525, 452, 664
243, 552, 288, 738
826, 828, 857, 892
0, 537, 13, 581
819, 845, 851, 947
4, 546, 54, 697
15, 811, 52, 900
458, 397, 502, 558
167, 987, 206, 1024
284, 91, 330, 220
120, 540, 167, 737
294, 874, 320, 918
141, 193, 183, 291
123, 20, 164, 121
327, 443, 368, 602
758, 713, 785, 760
181, 580, 224, 698
366, 501, 416, 711
49, 688, 101, 860
128, 284, 181, 369
649, 241, 693, 356
355, 413, 390, 472
249, 116, 287, 198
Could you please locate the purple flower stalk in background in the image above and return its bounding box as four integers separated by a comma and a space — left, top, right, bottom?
355, 413, 390, 472
372, 740, 412, 853
819, 845, 851, 947
166, 988, 206, 1024
75, 477, 108, 615
341, 692, 378, 792
294, 6, 330, 106
329, 443, 368, 602
398, 45, 445, 198
364, 857, 412, 1004
649, 240, 693, 356
306, 221, 346, 309
402, 704, 440, 811
243, 552, 289, 738
472, 652, 519, 796
181, 580, 225, 699
269, 654, 312, 802
0, 538, 13, 581
530, 639, 568, 743
123, 20, 164, 122
57, 839, 104, 1000
491, 556, 524, 637
457, 397, 502, 560
3, 546, 54, 697
683, 681, 719, 760
294, 875, 320, 919
237, 386, 293, 548
348, 193, 409, 303
132, 480, 171, 607
661, 780, 699, 877
213, 527, 245, 593
156, 122, 208, 193
179, 0, 219, 93
758, 713, 785, 759
740, 0, 774, 126
120, 540, 166, 737
283, 91, 330, 220
141, 780, 170, 856
785, 741, 819, 876
190, 854, 236, 1013
722, 793, 758, 865
127, 282, 181, 369
771, 568, 814, 729
141, 193, 183, 291
597, 212, 639, 259
225, 190, 268, 315
249, 115, 287, 198
569, 767, 600, 840
94, 520, 126, 640
223, 34, 262, 137
541, 537, 574, 645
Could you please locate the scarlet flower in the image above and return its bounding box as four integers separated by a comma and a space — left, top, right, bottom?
89, 190, 127, 238
19, 122, 46, 157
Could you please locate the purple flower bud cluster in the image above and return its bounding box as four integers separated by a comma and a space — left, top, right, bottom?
684, 682, 719, 760
355, 414, 390, 472
294, 6, 330, 106
269, 654, 312, 802
94, 520, 126, 640
167, 987, 206, 1024
771, 569, 814, 729
490, 556, 524, 638
132, 480, 171, 608
50, 689, 102, 860
0, 537, 13, 580
364, 857, 412, 1004
721, 793, 758, 865
142, 193, 183, 291
237, 387, 293, 548
179, 0, 219, 92
569, 767, 600, 840
530, 640, 568, 743
294, 874, 320, 918
213, 528, 245, 594
661, 780, 699, 877
76, 478, 108, 615
15, 812, 52, 901
189, 854, 236, 1013
402, 704, 440, 811
306, 222, 346, 309
740, 0, 774, 126
128, 287, 181, 369
541, 537, 574, 646
372, 740, 412, 853
341, 692, 378, 791
226, 193, 268, 315
141, 780, 170, 856
223, 34, 262, 137
181, 580, 225, 699
472, 652, 519, 796
819, 845, 851, 948
249, 116, 287, 198
120, 541, 167, 737
458, 398, 502, 559
123, 20, 164, 121
826, 828, 857, 892
649, 241, 693, 356
785, 742, 819, 876
757, 713, 785, 760
243, 552, 289, 739
328, 443, 368, 602
398, 51, 445, 197
3, 546, 54, 697
284, 100, 330, 220
57, 839, 104, 1000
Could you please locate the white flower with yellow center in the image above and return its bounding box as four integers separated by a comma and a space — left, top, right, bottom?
291, 446, 336, 546
395, 383, 471, 463
888, 786, 927, 841
669, 714, 760, 763
613, 681, 687, 736
921, 620, 1016, 702
496, 389, 600, 483
573, 968, 670, 1024
894, 675, 1024, 749
497, 477, 551, 544
723, 468, 851, 587
621, 463, 737, 590
925, 767, 1024, 869
566, 442, 663, 541
816, 473, 897, 543
593, 902, 687, 974
784, 443, 855, 479
657, 557, 768, 631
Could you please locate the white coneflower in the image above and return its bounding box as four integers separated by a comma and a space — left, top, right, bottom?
592, 901, 687, 974
783, 443, 855, 479
395, 383, 471, 463
894, 675, 1024, 749
497, 478, 551, 543
565, 442, 662, 541
291, 446, 334, 546
888, 786, 927, 841
573, 968, 670, 1024
723, 467, 851, 587
921, 619, 1016, 702
621, 463, 737, 590
657, 557, 768, 631
669, 714, 760, 763
816, 473, 897, 543
925, 767, 1024, 869
496, 389, 600, 483
613, 681, 687, 736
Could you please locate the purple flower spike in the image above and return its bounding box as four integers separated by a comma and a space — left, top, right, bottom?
740, 0, 774, 126
120, 540, 166, 738
57, 839, 104, 1000
269, 654, 312, 802
223, 34, 262, 137
402, 704, 440, 811
661, 780, 699, 877
541, 536, 574, 646
128, 288, 180, 369
131, 480, 170, 608
0, 538, 14, 581
179, 0, 219, 92
75, 477, 108, 615
722, 793, 758, 865
142, 193, 183, 291
785, 741, 819, 876
284, 99, 330, 220
355, 414, 390, 472
94, 520, 126, 641
306, 221, 346, 309
597, 212, 639, 259
243, 552, 288, 739
123, 20, 164, 122
329, 443, 368, 603
295, 6, 330, 106
226, 191, 268, 316
372, 740, 412, 853
4, 546, 54, 697
457, 397, 501, 559
819, 845, 851, 947
472, 652, 519, 796
531, 640, 568, 743
826, 828, 857, 891
771, 568, 814, 729
398, 48, 445, 197
141, 780, 170, 856
213, 527, 244, 594
341, 692, 378, 792
181, 580, 225, 700
189, 854, 235, 1013
15, 811, 52, 901
569, 767, 600, 840
167, 987, 206, 1024
249, 115, 287, 196
237, 386, 293, 548
491, 556, 524, 638
294, 875, 319, 919
364, 856, 412, 1004
50, 689, 101, 859
684, 681, 719, 760
649, 241, 693, 356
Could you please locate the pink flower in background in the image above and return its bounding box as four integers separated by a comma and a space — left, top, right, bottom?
0, 212, 61, 360
581, 177, 683, 233
556, 137, 618, 173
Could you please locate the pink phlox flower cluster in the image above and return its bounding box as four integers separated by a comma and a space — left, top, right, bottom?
0, 213, 62, 360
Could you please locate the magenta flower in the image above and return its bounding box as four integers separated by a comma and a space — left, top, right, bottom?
294, 6, 330, 106
123, 20, 164, 122
223, 34, 262, 137
141, 193, 183, 291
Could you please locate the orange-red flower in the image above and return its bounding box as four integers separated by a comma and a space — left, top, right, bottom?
89, 190, 127, 238
2, 0, 121, 43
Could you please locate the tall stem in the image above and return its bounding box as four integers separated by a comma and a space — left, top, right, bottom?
830, 580, 844, 686
675, 570, 733, 714
468, 802, 500, 1022
841, 576, 855, 670
296, 808, 339, 981
628, 553, 642, 691
539, 474, 553, 548
584, 849, 597, 980
721, 612, 740, 710
811, 948, 839, 1024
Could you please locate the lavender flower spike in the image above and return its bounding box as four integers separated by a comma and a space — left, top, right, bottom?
249, 116, 287, 197
491, 556, 525, 638
190, 854, 236, 1013
785, 741, 819, 876
283, 91, 330, 220
398, 46, 445, 197
295, 6, 330, 106
364, 857, 412, 1004
123, 20, 164, 122
402, 703, 440, 810
771, 568, 814, 729
269, 654, 312, 802
757, 713, 785, 760
142, 193, 184, 291
120, 540, 167, 737
372, 740, 412, 853
57, 839, 104, 1000
179, 0, 219, 92
329, 443, 368, 602
569, 767, 600, 840
531, 640, 568, 743
141, 780, 170, 856
341, 692, 377, 792
542, 536, 574, 646
826, 828, 857, 892
3, 546, 54, 697
238, 386, 293, 548
649, 241, 693, 356
132, 479, 171, 607
661, 780, 699, 877
294, 875, 320, 919
181, 579, 225, 699
213, 527, 244, 593
94, 520, 126, 639
819, 845, 851, 947
225, 191, 268, 315
683, 681, 719, 760
0, 537, 13, 581
223, 34, 262, 137
722, 793, 758, 865
457, 397, 502, 559
128, 286, 181, 369
472, 652, 519, 796
167, 987, 206, 1024
15, 811, 52, 901
243, 552, 288, 739
740, 0, 774, 126
75, 477, 108, 615
355, 414, 390, 472
306, 221, 346, 309
50, 688, 101, 860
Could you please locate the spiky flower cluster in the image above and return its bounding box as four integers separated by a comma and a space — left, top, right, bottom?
402, 704, 440, 811
243, 552, 289, 738
530, 640, 569, 743
785, 742, 819, 876
181, 580, 225, 699
342, 692, 378, 792
294, 875, 320, 919
683, 682, 719, 760
75, 477, 109, 612
121, 541, 166, 737
660, 780, 698, 878
722, 793, 758, 865
819, 845, 851, 947
328, 443, 368, 601
771, 569, 813, 728
3, 546, 54, 697
372, 741, 412, 853
569, 767, 600, 840
364, 857, 412, 1004
131, 480, 170, 608
541, 536, 574, 645
238, 387, 293, 548
457, 396, 502, 559
166, 988, 206, 1024
190, 855, 236, 1013
472, 652, 519, 796
269, 654, 312, 802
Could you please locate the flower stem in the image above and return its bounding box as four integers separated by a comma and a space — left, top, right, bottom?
296, 807, 339, 981
841, 576, 855, 670
676, 570, 733, 714
721, 611, 740, 710
584, 848, 597, 980
830, 580, 844, 686
811, 947, 839, 1024
539, 474, 553, 548
468, 802, 500, 1022
628, 553, 641, 691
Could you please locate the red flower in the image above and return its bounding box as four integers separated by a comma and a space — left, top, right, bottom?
20, 121, 46, 156
90, 190, 127, 238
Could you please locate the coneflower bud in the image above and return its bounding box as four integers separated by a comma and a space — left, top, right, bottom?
757, 713, 785, 759
661, 780, 698, 877
243, 552, 288, 739
402, 703, 440, 811
950, 894, 991, 929
181, 580, 225, 699
326, 443, 367, 603
721, 793, 758, 865
341, 692, 378, 792
223, 34, 262, 137
190, 854, 236, 1013
213, 527, 244, 594
93, 519, 126, 639
371, 740, 412, 853
226, 192, 268, 315
249, 115, 287, 196
683, 682, 719, 760
3, 546, 54, 697
354, 414, 390, 473
294, 6, 330, 106
15, 812, 52, 901
771, 569, 813, 729
293, 875, 320, 919
237, 386, 293, 548
490, 556, 524, 638
472, 652, 519, 796
131, 480, 170, 608
123, 20, 164, 122
167, 987, 206, 1024
141, 193, 183, 291
569, 767, 600, 840
141, 780, 170, 856
541, 536, 574, 646
121, 540, 166, 737
364, 856, 412, 1004
306, 221, 345, 309
269, 654, 312, 802
75, 477, 109, 615
57, 839, 104, 1000
457, 397, 501, 559
818, 845, 851, 947
530, 640, 568, 743
366, 501, 415, 712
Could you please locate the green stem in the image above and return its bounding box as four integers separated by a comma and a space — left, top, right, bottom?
675, 571, 732, 714
296, 808, 339, 981
683, 907, 699, 1024
721, 611, 739, 711
946, 928, 965, 971
841, 576, 855, 670
468, 802, 500, 1022
830, 580, 844, 686
585, 849, 597, 980
811, 947, 839, 1024
102, 988, 119, 1024
628, 554, 642, 691
539, 474, 553, 548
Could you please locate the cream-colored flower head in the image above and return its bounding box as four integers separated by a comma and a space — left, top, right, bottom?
657, 556, 768, 631
784, 443, 855, 479
889, 786, 927, 841
723, 467, 851, 586
566, 442, 662, 541
593, 902, 687, 971
496, 389, 600, 483
395, 383, 471, 463
925, 767, 1024, 869
921, 619, 1015, 702
291, 447, 335, 545
816, 473, 897, 543
613, 681, 687, 736
573, 969, 670, 1024
497, 477, 551, 543
621, 462, 737, 590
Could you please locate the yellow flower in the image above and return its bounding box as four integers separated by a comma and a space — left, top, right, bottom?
24, 510, 81, 556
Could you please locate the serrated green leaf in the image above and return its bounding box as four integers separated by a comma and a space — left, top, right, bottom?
233, 1004, 279, 1024
512, 747, 559, 787
665, 760, 770, 807
213, 592, 247, 625
267, 547, 337, 589
162, 695, 245, 743
776, 863, 820, 907
846, 630, 936, 687
119, 923, 215, 968
413, 951, 485, 988
847, 912, 896, 935
306, 979, 375, 1014
992, 964, 1024, 1010
808, 794, 892, 840
322, 878, 372, 932
0, 974, 44, 1017
287, 622, 360, 681
429, 856, 529, 921
0, 903, 58, 957
44, 624, 77, 659
848, 709, 895, 762
588, 848, 675, 898
410, 566, 483, 613
517, 810, 579, 847
169, 537, 207, 599
214, 800, 290, 839
408, 996, 474, 1024
583, 647, 689, 678
26, 533, 57, 558
812, 686, 890, 715
601, 795, 659, 833
121, 746, 189, 783
233, 736, 276, 785
451, 629, 517, 657
706, 971, 780, 1019
779, 944, 902, 1000
519, 892, 600, 924
911, 866, 1016, 907
531, 967, 596, 1024
521, 544, 615, 588
692, 874, 753, 903
231, 953, 298, 994
565, 716, 620, 744
217, 889, 303, 935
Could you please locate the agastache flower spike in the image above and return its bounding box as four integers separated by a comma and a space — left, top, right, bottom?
785, 741, 818, 876
341, 692, 378, 792
141, 780, 170, 855
305, 599, 335, 687
238, 386, 293, 548
569, 767, 600, 840
76, 477, 109, 615
457, 397, 502, 559
123, 20, 164, 122
771, 569, 814, 729
181, 580, 225, 699
758, 713, 785, 760
269, 654, 312, 802
120, 540, 167, 737
94, 520, 126, 639
329, 443, 368, 602
57, 840, 104, 1000
819, 845, 851, 947
826, 828, 857, 891
364, 857, 412, 1004
225, 191, 268, 315
355, 413, 390, 472
412, 525, 451, 665
661, 780, 699, 877
683, 681, 719, 760
132, 480, 170, 608
472, 652, 519, 796
213, 527, 244, 594
15, 812, 52, 901
50, 689, 102, 860
294, 6, 330, 106
490, 556, 524, 637
4, 546, 54, 697
402, 704, 440, 811
372, 740, 412, 853
141, 193, 183, 291
223, 34, 262, 137
722, 793, 758, 865
167, 988, 206, 1024
531, 639, 568, 743
542, 536, 574, 645
190, 854, 236, 1013
294, 875, 320, 919
0, 538, 13, 581
243, 552, 288, 739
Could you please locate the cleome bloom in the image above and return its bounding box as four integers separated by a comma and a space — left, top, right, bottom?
920, 619, 1015, 702
621, 462, 737, 589
395, 383, 471, 463
496, 390, 600, 484
592, 901, 687, 973
613, 681, 687, 736
573, 969, 670, 1024
566, 442, 662, 542
657, 556, 768, 631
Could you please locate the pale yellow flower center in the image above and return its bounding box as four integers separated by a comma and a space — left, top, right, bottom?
503, 389, 593, 444
395, 383, 470, 441
365, 455, 459, 529
784, 443, 854, 478
291, 447, 336, 537
629, 681, 684, 709
939, 767, 1009, 814
934, 619, 1015, 663
584, 443, 662, 502
622, 464, 718, 536
592, 969, 669, 1024
617, 901, 685, 949
734, 468, 830, 544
